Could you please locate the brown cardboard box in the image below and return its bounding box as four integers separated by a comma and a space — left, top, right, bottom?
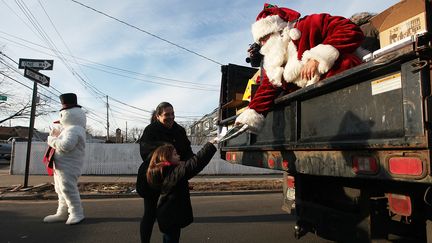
370, 0, 428, 48
222, 93, 248, 109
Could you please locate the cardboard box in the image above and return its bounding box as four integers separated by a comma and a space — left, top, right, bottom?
222, 92, 247, 109
370, 0, 428, 48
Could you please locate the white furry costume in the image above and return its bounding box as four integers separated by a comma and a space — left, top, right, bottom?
44, 107, 86, 225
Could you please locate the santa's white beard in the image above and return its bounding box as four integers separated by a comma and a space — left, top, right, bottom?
260, 33, 289, 87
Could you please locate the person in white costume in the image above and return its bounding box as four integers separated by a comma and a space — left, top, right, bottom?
44, 93, 87, 225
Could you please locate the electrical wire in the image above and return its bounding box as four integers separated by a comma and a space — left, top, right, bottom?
0, 31, 219, 88
1, 2, 216, 130
70, 0, 223, 66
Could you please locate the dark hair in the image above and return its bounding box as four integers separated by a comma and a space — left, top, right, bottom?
146, 144, 175, 186
151, 102, 173, 123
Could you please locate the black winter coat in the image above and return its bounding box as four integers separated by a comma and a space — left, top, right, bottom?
155, 142, 217, 232
136, 121, 194, 198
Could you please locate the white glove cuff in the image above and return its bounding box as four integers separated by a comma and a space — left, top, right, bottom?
235, 108, 265, 134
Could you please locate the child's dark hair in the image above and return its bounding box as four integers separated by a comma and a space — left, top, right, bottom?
146, 144, 175, 187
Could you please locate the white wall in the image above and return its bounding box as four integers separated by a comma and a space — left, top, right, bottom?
10, 142, 279, 175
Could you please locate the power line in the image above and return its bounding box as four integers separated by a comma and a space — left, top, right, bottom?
0, 51, 62, 96
0, 53, 109, 126
70, 0, 223, 66
0, 0, 214, 128
0, 32, 220, 89
83, 65, 218, 91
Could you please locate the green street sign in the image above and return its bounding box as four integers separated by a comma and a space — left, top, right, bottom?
0, 95, 7, 101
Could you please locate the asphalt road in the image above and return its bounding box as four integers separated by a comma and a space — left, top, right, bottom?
0, 193, 330, 243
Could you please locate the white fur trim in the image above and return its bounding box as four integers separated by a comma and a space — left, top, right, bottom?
279, 41, 307, 88
261, 33, 289, 87
282, 41, 323, 88
289, 28, 301, 40
302, 44, 339, 74
252, 15, 287, 43
266, 67, 284, 87
235, 108, 265, 134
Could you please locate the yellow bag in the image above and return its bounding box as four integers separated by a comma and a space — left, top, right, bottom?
242, 70, 260, 101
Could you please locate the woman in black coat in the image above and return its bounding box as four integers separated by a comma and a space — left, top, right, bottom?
147, 141, 217, 243
136, 102, 194, 243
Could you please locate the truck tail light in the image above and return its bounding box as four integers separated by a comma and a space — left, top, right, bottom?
352, 156, 378, 174
226, 152, 231, 161
267, 158, 275, 168
287, 176, 295, 188
226, 152, 236, 161
388, 157, 423, 176
388, 193, 412, 216
282, 160, 289, 170
225, 152, 238, 162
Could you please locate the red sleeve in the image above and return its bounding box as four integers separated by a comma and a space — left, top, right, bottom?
248, 72, 282, 115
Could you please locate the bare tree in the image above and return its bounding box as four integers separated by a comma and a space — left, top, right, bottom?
0, 95, 53, 125
86, 125, 104, 137
0, 58, 54, 125
127, 127, 144, 143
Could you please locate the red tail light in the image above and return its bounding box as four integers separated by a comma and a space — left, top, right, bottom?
282, 160, 289, 170
225, 152, 238, 162
287, 176, 295, 188
388, 157, 423, 176
352, 156, 378, 174
388, 193, 412, 216
267, 159, 275, 168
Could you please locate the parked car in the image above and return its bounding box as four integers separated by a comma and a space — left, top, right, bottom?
0, 142, 12, 160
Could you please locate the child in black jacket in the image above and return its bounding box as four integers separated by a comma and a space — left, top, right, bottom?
146, 140, 217, 243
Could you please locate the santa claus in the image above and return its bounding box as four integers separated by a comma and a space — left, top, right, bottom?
43, 93, 87, 225
235, 3, 364, 133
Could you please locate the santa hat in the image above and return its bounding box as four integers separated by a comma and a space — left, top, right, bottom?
252, 3, 301, 43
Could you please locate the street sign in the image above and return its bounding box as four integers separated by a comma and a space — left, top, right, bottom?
0, 95, 7, 101
19, 58, 54, 70
24, 68, 50, 87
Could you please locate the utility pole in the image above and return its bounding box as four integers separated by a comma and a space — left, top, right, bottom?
125, 121, 128, 143
106, 95, 109, 142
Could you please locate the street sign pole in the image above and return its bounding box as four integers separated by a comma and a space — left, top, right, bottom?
19, 57, 53, 188
23, 81, 38, 188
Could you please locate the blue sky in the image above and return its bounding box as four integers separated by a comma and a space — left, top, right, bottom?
0, 0, 399, 135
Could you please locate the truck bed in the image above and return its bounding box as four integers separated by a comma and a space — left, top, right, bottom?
218, 36, 432, 183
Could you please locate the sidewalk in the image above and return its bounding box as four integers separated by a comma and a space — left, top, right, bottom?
0, 164, 283, 200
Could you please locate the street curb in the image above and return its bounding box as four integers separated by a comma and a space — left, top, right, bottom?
0, 189, 282, 200
190, 189, 282, 196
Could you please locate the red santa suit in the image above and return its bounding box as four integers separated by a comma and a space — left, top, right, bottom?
236, 4, 364, 133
